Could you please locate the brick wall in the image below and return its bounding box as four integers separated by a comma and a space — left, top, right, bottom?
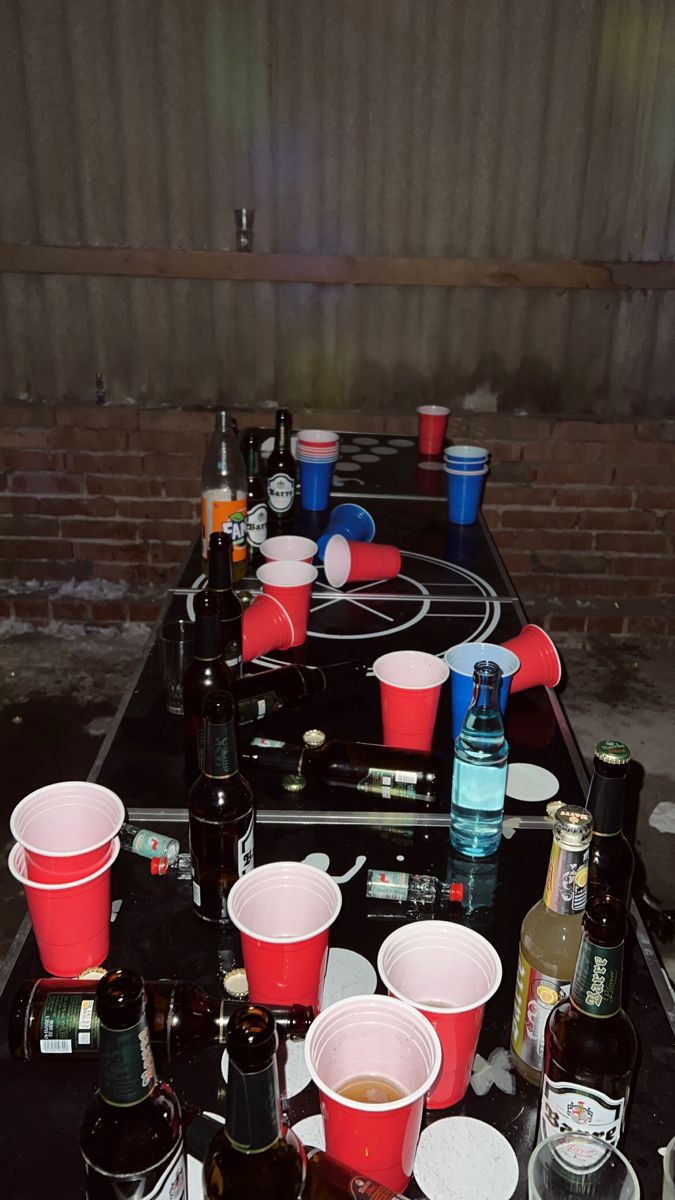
1, 403, 673, 643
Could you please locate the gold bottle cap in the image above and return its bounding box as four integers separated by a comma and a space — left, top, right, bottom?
594, 740, 631, 766
303, 729, 326, 749
553, 804, 593, 849
546, 799, 564, 821
79, 967, 107, 980
223, 967, 249, 1000
282, 773, 307, 793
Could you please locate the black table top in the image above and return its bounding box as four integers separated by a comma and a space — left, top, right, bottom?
1, 434, 673, 1200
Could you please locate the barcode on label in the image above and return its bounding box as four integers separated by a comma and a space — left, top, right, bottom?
395, 770, 418, 784
40, 1039, 72, 1054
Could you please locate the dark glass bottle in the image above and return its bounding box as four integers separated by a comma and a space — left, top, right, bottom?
189, 691, 255, 925
9, 977, 313, 1062
203, 1005, 306, 1199
206, 531, 243, 678
243, 430, 268, 555
80, 969, 186, 1199
183, 590, 234, 785
266, 409, 296, 522
234, 660, 366, 725
539, 894, 638, 1148
241, 730, 443, 803
585, 740, 634, 909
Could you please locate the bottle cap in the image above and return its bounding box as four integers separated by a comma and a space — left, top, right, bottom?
303, 729, 327, 749
223, 967, 249, 1000
546, 799, 564, 821
594, 740, 631, 766
282, 773, 307, 792
553, 804, 593, 849
150, 857, 169, 875
448, 882, 464, 903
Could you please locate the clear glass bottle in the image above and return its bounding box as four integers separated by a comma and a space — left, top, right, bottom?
366, 868, 464, 909
119, 822, 180, 865
201, 410, 248, 582
449, 661, 508, 858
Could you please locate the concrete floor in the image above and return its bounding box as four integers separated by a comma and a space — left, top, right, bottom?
1, 628, 674, 981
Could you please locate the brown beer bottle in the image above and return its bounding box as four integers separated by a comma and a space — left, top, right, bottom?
189, 691, 254, 925
539, 894, 638, 1148
203, 1005, 306, 1199
243, 430, 268, 556
585, 740, 634, 909
266, 409, 296, 523
80, 969, 186, 1198
206, 530, 243, 678
183, 589, 233, 785
9, 976, 314, 1062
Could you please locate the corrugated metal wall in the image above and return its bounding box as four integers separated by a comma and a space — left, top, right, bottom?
1, 0, 674, 414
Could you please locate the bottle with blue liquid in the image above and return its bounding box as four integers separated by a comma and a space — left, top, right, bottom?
449, 660, 508, 858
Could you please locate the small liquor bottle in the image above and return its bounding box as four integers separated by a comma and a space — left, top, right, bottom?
189, 691, 255, 925
206, 530, 244, 677
266, 409, 296, 523
183, 589, 233, 785
234, 660, 366, 726
585, 739, 634, 909
539, 894, 638, 1148
201, 409, 248, 581
80, 969, 186, 1199
119, 822, 180, 865
243, 430, 268, 555
449, 661, 508, 858
366, 869, 464, 909
510, 805, 593, 1087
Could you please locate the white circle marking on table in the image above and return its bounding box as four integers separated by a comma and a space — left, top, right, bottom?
371, 445, 398, 455
338, 443, 361, 453
187, 1111, 224, 1199
388, 438, 415, 446
321, 947, 377, 1007
334, 461, 361, 472
352, 454, 380, 463
353, 436, 379, 446
291, 1115, 326, 1153
506, 763, 559, 803
418, 461, 445, 471
413, 1117, 519, 1200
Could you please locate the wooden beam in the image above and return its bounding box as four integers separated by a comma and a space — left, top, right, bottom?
1, 243, 674, 290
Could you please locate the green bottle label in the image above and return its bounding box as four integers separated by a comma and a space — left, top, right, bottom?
543, 843, 589, 915
39, 993, 99, 1053
100, 1016, 156, 1106
357, 768, 418, 800
571, 937, 623, 1018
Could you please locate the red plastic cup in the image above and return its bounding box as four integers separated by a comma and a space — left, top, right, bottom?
242, 594, 294, 662
256, 561, 318, 648
227, 861, 342, 1010
260, 535, 318, 564
377, 920, 502, 1110
305, 994, 442, 1191
501, 623, 562, 693
417, 405, 450, 455
324, 536, 401, 588
8, 838, 120, 976
373, 650, 449, 751
10, 781, 125, 883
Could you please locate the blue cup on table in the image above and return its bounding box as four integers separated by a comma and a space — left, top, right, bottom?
446, 466, 488, 525
443, 445, 489, 471
445, 642, 521, 739
298, 458, 337, 511
317, 504, 376, 561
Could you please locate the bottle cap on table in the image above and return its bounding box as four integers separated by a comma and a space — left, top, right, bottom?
282, 774, 307, 792
223, 967, 249, 1001
303, 729, 327, 749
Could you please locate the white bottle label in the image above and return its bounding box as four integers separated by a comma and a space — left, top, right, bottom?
539, 1076, 626, 1148
144, 1140, 186, 1199
267, 473, 295, 513
246, 501, 268, 546
237, 814, 255, 876
192, 879, 201, 907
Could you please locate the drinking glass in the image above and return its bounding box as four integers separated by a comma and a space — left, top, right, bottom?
529, 1132, 640, 1199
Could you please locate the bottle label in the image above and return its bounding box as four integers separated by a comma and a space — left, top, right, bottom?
84, 1135, 186, 1199
130, 829, 178, 862
237, 691, 282, 725
39, 993, 99, 1053
223, 639, 242, 676
201, 493, 248, 562
544, 842, 589, 915
237, 814, 255, 876
267, 472, 295, 513
570, 937, 623, 1018
251, 736, 286, 748
539, 1076, 626, 1148
510, 950, 571, 1073
246, 501, 268, 546
357, 768, 419, 800
366, 869, 410, 901
99, 1016, 156, 1106
207, 726, 238, 777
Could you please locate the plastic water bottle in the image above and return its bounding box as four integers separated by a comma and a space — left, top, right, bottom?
449, 660, 508, 858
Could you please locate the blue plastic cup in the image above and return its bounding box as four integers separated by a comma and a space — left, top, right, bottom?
444, 445, 488, 463
445, 642, 521, 739
317, 504, 376, 561
299, 459, 336, 511
446, 467, 488, 524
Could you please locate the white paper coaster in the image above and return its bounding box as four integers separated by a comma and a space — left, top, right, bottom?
352, 454, 380, 463
353, 436, 379, 446
388, 437, 415, 447
414, 1117, 519, 1200
339, 443, 361, 453
187, 1111, 223, 1199
418, 461, 445, 471
371, 445, 398, 455
506, 762, 559, 803
291, 1114, 326, 1153
322, 946, 378, 1007
334, 461, 361, 472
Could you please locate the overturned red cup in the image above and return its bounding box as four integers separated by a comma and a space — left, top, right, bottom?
501, 624, 561, 693
256, 561, 317, 648
242, 594, 294, 662
324, 536, 401, 588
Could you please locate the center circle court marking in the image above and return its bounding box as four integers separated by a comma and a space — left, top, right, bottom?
414, 1117, 519, 1200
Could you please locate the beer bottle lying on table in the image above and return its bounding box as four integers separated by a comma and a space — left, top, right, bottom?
510, 805, 593, 1086
585, 739, 634, 908
183, 589, 234, 784
539, 894, 638, 1148
234, 660, 366, 726
80, 969, 186, 1199
8, 976, 313, 1061
206, 530, 243, 678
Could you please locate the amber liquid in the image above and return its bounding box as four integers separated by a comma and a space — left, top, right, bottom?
337, 1076, 405, 1104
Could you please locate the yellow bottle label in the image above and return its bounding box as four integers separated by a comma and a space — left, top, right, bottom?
510, 948, 570, 1073
201, 493, 248, 563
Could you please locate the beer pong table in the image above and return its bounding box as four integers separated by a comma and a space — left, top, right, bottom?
0, 434, 673, 1199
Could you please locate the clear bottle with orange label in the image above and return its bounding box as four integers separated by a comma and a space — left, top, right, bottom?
201, 410, 248, 582
510, 805, 593, 1087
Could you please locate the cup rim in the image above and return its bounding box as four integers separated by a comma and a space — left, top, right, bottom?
323, 534, 352, 588
260, 535, 318, 561
9, 837, 121, 891
227, 860, 343, 942
506, 624, 562, 688
417, 405, 450, 417
297, 429, 339, 445
373, 650, 449, 690
530, 1131, 641, 1190
445, 466, 489, 476
328, 503, 376, 541
304, 993, 442, 1112
444, 642, 521, 679
256, 561, 318, 588
376, 920, 503, 1014
10, 782, 125, 856
443, 445, 488, 458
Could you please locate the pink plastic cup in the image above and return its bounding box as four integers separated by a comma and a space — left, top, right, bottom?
8, 838, 120, 976
417, 405, 450, 455
10, 781, 125, 883
242, 594, 294, 662
260, 535, 318, 564
256, 561, 318, 648
377, 920, 502, 1110
373, 650, 449, 751
324, 536, 401, 589
227, 861, 342, 1010
501, 624, 562, 693
297, 429, 340, 452
305, 994, 442, 1191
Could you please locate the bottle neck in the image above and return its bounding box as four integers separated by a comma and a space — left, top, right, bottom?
570, 929, 624, 1018
203, 714, 239, 779
245, 442, 261, 479
194, 612, 221, 660
225, 1054, 283, 1152
543, 838, 589, 915
586, 765, 627, 836
99, 1009, 157, 1107
275, 415, 289, 454
208, 547, 234, 592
